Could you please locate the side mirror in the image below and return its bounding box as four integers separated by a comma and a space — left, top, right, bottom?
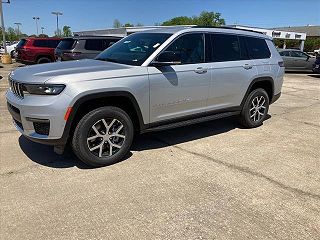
151, 51, 181, 66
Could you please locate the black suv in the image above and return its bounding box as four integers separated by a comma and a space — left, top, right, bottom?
55, 36, 122, 61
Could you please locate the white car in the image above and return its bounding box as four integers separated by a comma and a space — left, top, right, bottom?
0, 43, 18, 57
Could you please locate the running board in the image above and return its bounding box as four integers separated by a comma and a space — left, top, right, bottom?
144, 111, 240, 133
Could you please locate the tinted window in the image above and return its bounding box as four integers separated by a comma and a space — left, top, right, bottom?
57, 39, 76, 50
16, 39, 27, 48
290, 51, 308, 58
33, 40, 47, 47
165, 33, 204, 64
85, 39, 104, 51
209, 34, 247, 62
245, 37, 271, 59
96, 33, 171, 66
102, 39, 120, 50
33, 39, 60, 48
279, 51, 290, 57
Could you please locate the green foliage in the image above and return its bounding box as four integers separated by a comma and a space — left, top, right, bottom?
63, 25, 72, 37
54, 29, 62, 37
0, 26, 23, 41
273, 38, 320, 52
162, 11, 225, 26
123, 23, 134, 27
113, 19, 121, 28
38, 34, 49, 38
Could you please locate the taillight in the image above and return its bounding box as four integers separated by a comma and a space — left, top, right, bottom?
278, 61, 284, 67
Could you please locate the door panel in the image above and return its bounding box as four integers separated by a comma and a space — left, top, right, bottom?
148, 64, 210, 122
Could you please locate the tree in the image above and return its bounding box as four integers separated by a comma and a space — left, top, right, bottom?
62, 25, 72, 37
54, 29, 62, 37
113, 19, 121, 28
38, 34, 49, 38
6, 27, 19, 41
123, 23, 134, 27
162, 11, 225, 27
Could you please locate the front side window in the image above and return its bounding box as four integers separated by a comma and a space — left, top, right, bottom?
279, 51, 290, 57
245, 37, 271, 59
96, 33, 171, 66
165, 33, 204, 64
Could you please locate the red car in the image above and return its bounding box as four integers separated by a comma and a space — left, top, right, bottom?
15, 37, 62, 64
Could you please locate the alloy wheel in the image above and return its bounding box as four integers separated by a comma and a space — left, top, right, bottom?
249, 96, 267, 122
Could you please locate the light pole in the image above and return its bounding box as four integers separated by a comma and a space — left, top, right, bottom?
0, 0, 11, 54
41, 27, 44, 34
51, 11, 62, 36
14, 22, 22, 38
32, 16, 40, 36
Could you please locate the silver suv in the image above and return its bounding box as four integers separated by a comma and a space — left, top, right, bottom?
6, 27, 284, 167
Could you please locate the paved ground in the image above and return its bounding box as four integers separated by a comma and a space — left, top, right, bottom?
0, 63, 320, 240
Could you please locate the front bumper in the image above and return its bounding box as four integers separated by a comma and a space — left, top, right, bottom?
6, 89, 73, 146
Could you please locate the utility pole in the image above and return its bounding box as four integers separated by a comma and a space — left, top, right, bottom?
0, 0, 10, 54
41, 27, 44, 34
51, 11, 62, 36
33, 16, 40, 36
14, 22, 22, 38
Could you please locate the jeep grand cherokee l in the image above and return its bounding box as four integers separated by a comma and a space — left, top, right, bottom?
6, 27, 284, 167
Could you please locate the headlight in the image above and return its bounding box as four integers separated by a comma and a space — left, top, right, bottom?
23, 84, 65, 95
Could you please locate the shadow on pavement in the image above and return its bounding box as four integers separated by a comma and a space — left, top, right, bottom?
307, 74, 320, 78
19, 116, 270, 169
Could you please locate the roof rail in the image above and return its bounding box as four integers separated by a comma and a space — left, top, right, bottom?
191, 26, 264, 34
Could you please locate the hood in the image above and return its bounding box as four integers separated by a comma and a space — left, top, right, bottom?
10, 59, 133, 84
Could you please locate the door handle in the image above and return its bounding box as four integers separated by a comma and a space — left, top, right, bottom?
243, 64, 253, 70
194, 67, 208, 74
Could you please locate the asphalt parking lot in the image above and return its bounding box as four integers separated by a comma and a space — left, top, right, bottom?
0, 63, 319, 240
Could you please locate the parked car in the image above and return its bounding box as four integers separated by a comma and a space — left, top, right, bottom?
6, 27, 284, 167
15, 38, 62, 64
278, 49, 316, 71
0, 42, 18, 58
55, 36, 122, 61
312, 55, 320, 73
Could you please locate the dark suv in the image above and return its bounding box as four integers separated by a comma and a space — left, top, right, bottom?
15, 38, 61, 64
55, 36, 122, 61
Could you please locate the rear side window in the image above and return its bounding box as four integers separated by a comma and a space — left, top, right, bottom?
17, 39, 27, 48
57, 39, 76, 50
245, 37, 271, 59
85, 39, 104, 51
208, 34, 248, 62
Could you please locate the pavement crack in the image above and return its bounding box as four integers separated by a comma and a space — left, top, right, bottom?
152, 137, 320, 201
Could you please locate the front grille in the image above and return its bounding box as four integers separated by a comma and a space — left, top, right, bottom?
33, 122, 50, 135
14, 119, 24, 130
9, 77, 24, 99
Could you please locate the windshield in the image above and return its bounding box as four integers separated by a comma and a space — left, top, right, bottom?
95, 33, 171, 66
57, 38, 76, 50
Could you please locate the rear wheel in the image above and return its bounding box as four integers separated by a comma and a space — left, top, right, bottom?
72, 106, 134, 167
37, 57, 51, 64
239, 88, 269, 128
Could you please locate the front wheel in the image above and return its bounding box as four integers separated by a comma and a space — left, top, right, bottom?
239, 88, 269, 128
72, 106, 134, 167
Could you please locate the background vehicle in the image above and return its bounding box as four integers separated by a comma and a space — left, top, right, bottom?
278, 49, 316, 71
55, 36, 121, 61
0, 42, 18, 58
312, 56, 320, 73
15, 38, 62, 64
6, 27, 284, 167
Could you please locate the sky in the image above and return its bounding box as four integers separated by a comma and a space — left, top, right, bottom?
3, 0, 320, 36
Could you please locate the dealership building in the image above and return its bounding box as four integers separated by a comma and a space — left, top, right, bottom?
74, 25, 320, 51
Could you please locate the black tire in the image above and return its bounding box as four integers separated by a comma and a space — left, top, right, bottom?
239, 88, 269, 128
72, 106, 134, 167
10, 50, 15, 58
37, 57, 51, 64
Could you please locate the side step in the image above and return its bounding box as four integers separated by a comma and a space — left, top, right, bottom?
144, 111, 240, 133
